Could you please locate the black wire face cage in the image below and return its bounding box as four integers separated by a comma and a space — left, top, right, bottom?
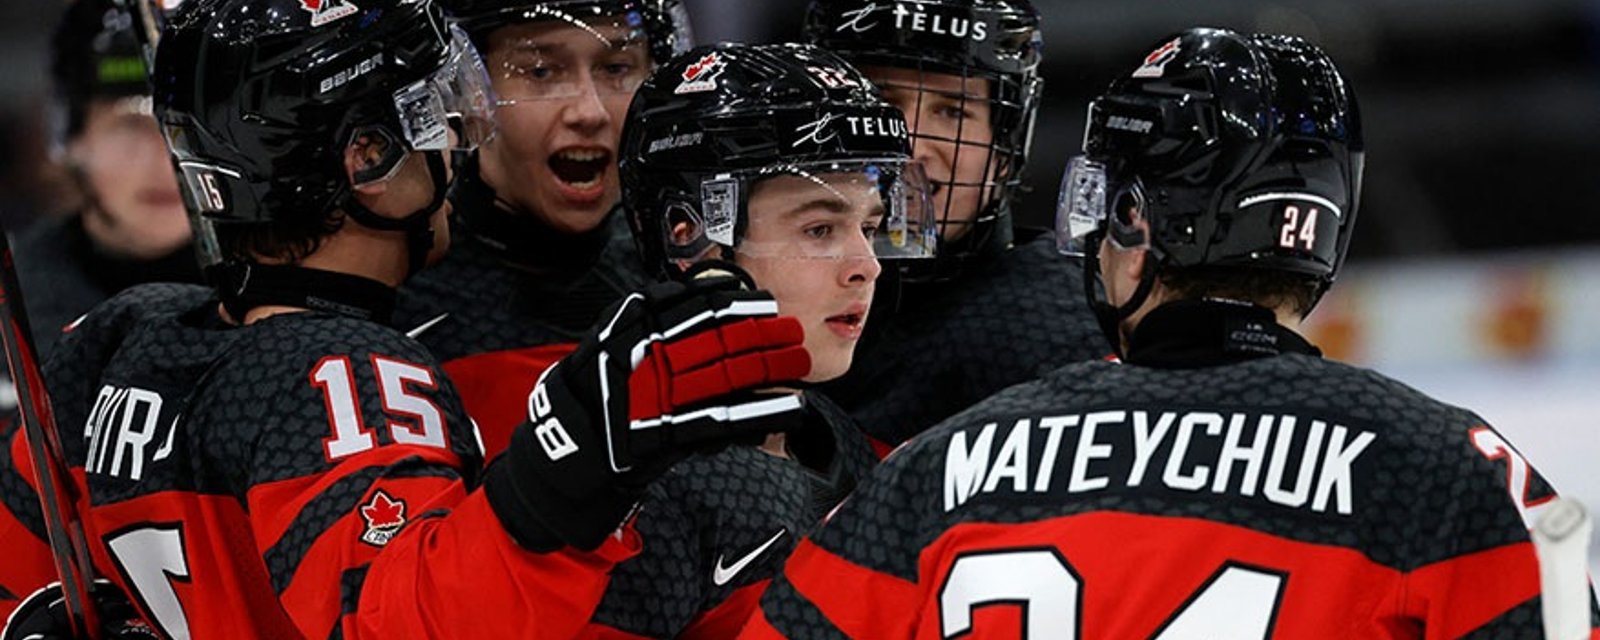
802, 0, 1045, 268
857, 54, 1037, 251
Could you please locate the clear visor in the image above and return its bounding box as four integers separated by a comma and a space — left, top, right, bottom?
484, 12, 653, 104
353, 26, 497, 187
393, 25, 498, 152
1055, 155, 1109, 256
690, 160, 937, 262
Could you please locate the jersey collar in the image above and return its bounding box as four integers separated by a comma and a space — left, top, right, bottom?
1124, 298, 1320, 368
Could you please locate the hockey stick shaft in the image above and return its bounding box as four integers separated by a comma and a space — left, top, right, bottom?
1534, 498, 1594, 640
0, 231, 101, 638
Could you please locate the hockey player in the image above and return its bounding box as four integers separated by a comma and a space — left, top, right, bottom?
0, 0, 809, 636
745, 28, 1600, 638
572, 42, 932, 638
805, 0, 1111, 453
394, 0, 694, 459
13, 0, 200, 356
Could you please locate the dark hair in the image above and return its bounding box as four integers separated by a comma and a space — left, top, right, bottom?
1157, 266, 1322, 318
213, 212, 345, 264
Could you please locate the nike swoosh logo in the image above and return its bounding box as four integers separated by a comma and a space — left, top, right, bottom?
712, 529, 789, 587
406, 313, 450, 339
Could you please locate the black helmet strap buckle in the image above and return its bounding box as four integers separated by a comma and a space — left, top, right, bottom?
212, 262, 397, 325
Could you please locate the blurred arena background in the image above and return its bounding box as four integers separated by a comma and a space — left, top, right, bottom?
1, 0, 1597, 575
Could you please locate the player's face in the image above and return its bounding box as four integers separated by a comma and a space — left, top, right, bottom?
864, 66, 994, 242
737, 173, 883, 382
70, 97, 191, 260
476, 18, 651, 235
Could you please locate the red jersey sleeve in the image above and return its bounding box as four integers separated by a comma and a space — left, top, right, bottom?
0, 423, 61, 621
1393, 423, 1600, 637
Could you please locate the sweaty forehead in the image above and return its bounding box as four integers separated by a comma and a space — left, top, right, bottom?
486, 16, 645, 56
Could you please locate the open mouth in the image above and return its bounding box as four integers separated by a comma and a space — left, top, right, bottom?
547, 148, 612, 194
824, 306, 868, 339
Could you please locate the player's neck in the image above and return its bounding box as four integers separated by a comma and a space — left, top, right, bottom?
299, 225, 410, 288
239, 226, 409, 325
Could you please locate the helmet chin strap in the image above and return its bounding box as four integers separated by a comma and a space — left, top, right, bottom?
339, 150, 450, 278
1083, 241, 1159, 358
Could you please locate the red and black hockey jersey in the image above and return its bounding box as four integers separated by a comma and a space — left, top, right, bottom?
819, 231, 1112, 455
747, 300, 1600, 639
394, 211, 649, 459
584, 392, 879, 639
0, 283, 637, 638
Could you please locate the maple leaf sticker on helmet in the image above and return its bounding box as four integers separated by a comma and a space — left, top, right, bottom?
1132, 38, 1181, 78
359, 490, 407, 547
675, 52, 726, 94
300, 0, 358, 28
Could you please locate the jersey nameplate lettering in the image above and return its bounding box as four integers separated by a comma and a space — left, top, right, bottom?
944, 410, 1377, 516
83, 384, 177, 482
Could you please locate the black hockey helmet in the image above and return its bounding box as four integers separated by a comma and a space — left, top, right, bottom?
804, 0, 1043, 276
444, 0, 693, 70
619, 42, 936, 280
50, 0, 150, 148
153, 0, 495, 257
1057, 28, 1364, 328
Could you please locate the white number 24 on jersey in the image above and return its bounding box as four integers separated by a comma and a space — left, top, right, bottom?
939, 548, 1287, 638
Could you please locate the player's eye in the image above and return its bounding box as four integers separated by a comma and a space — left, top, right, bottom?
600, 60, 636, 77
860, 222, 879, 241
526, 64, 557, 81
507, 58, 561, 82
804, 223, 833, 240
937, 104, 975, 121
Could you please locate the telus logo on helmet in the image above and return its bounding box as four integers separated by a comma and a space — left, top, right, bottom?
835, 2, 989, 41
300, 0, 359, 27
794, 112, 907, 148
835, 3, 882, 33
891, 3, 986, 41
794, 112, 844, 147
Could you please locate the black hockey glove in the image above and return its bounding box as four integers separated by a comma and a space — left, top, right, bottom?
1, 581, 159, 640
485, 269, 811, 550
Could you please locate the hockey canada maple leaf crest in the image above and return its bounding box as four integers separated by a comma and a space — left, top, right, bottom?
359, 490, 407, 547
300, 0, 359, 28
674, 52, 726, 95
1132, 37, 1181, 78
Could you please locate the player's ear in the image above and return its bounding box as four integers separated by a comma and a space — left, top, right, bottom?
1125, 241, 1148, 282
1115, 203, 1150, 279
344, 129, 398, 196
